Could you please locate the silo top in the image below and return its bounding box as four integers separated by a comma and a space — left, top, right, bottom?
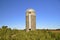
26, 9, 35, 12
26, 9, 36, 16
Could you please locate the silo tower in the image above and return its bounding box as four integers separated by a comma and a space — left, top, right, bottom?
26, 9, 36, 32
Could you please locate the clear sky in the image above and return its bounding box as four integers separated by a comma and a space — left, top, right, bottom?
0, 0, 60, 29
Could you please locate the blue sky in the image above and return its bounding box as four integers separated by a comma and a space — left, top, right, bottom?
0, 0, 60, 29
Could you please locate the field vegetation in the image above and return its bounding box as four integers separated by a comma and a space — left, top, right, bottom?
0, 26, 60, 40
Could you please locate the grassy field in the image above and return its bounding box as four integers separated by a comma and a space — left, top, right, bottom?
0, 26, 60, 40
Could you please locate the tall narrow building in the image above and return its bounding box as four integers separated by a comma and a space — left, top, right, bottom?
26, 9, 36, 32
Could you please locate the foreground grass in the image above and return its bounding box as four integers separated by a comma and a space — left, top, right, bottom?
0, 26, 60, 40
